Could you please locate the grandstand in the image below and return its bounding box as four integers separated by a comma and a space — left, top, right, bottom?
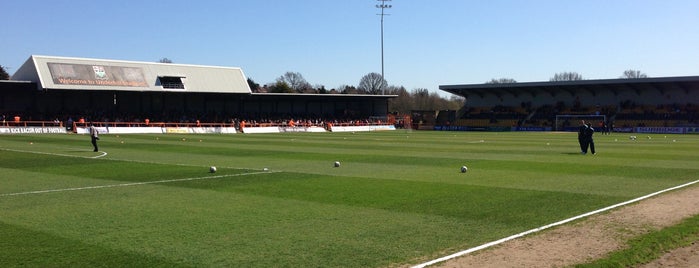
439, 77, 699, 132
1, 55, 394, 132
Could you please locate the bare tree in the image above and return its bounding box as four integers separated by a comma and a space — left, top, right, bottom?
412, 88, 434, 110
550, 72, 583, 81
386, 86, 413, 114
621, 70, 648, 79
485, 78, 517, 84
277, 72, 311, 93
448, 95, 466, 110
358, 72, 388, 94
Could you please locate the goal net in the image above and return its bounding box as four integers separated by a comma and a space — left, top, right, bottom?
554, 114, 606, 131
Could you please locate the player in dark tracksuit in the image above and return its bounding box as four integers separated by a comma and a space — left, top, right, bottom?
578, 120, 587, 154
582, 122, 596, 155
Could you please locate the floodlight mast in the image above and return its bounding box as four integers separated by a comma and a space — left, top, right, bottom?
376, 0, 391, 95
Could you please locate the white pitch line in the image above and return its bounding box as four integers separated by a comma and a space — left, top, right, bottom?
0, 147, 262, 171
91, 151, 108, 158
1, 147, 96, 159
412, 179, 699, 268
0, 170, 278, 198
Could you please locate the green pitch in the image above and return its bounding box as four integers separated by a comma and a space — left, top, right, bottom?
1, 131, 697, 267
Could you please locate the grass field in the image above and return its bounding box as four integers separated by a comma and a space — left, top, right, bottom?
1, 131, 698, 267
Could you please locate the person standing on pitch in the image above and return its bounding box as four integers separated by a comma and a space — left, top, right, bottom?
89, 122, 99, 152
583, 122, 596, 155
578, 120, 587, 154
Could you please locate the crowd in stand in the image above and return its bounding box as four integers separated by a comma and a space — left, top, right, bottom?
3, 100, 697, 130
0, 110, 391, 131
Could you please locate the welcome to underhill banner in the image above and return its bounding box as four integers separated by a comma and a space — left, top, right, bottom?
47, 62, 148, 87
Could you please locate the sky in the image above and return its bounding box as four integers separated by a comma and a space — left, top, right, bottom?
2, 0, 699, 96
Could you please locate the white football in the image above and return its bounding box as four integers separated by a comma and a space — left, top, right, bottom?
334, 161, 341, 167
461, 166, 468, 173
209, 166, 217, 173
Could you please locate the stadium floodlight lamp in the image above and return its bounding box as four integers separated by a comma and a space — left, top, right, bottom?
376, 0, 392, 95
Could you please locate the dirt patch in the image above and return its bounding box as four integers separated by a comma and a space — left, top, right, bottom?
430, 184, 699, 268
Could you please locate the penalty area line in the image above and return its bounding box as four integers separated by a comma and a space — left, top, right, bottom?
411, 179, 699, 268
0, 170, 279, 198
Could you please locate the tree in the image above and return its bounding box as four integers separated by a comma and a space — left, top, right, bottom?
485, 78, 517, 84
411, 88, 433, 110
550, 72, 583, 81
447, 95, 466, 110
247, 78, 260, 92
0, 65, 9, 80
315, 85, 327, 94
384, 85, 464, 114
277, 72, 311, 93
358, 72, 388, 95
158, 58, 173, 63
621, 70, 648, 79
339, 85, 360, 94
386, 86, 412, 114
268, 81, 294, 93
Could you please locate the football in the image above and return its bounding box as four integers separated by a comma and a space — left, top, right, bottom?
334, 161, 341, 167
209, 166, 217, 173
461, 166, 468, 173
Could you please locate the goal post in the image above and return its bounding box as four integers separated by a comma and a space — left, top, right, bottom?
554, 114, 606, 131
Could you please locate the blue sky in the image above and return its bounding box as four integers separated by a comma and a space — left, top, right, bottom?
2, 0, 698, 96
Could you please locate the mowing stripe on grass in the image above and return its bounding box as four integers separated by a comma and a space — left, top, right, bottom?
412, 179, 699, 268
1, 147, 101, 159
0, 147, 261, 171
0, 170, 278, 198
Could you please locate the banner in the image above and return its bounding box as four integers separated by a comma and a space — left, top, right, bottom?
75, 127, 237, 134
75, 126, 109, 134
0, 127, 67, 134
330, 125, 396, 132
242, 126, 327, 134
514, 126, 551, 131
279, 126, 327, 133
242, 127, 280, 134
48, 62, 148, 87
613, 127, 634, 133
635, 127, 685, 134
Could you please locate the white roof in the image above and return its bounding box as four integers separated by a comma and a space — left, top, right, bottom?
12, 55, 251, 94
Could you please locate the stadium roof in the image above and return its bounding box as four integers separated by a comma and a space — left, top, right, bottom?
439, 76, 699, 99
11, 55, 251, 94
